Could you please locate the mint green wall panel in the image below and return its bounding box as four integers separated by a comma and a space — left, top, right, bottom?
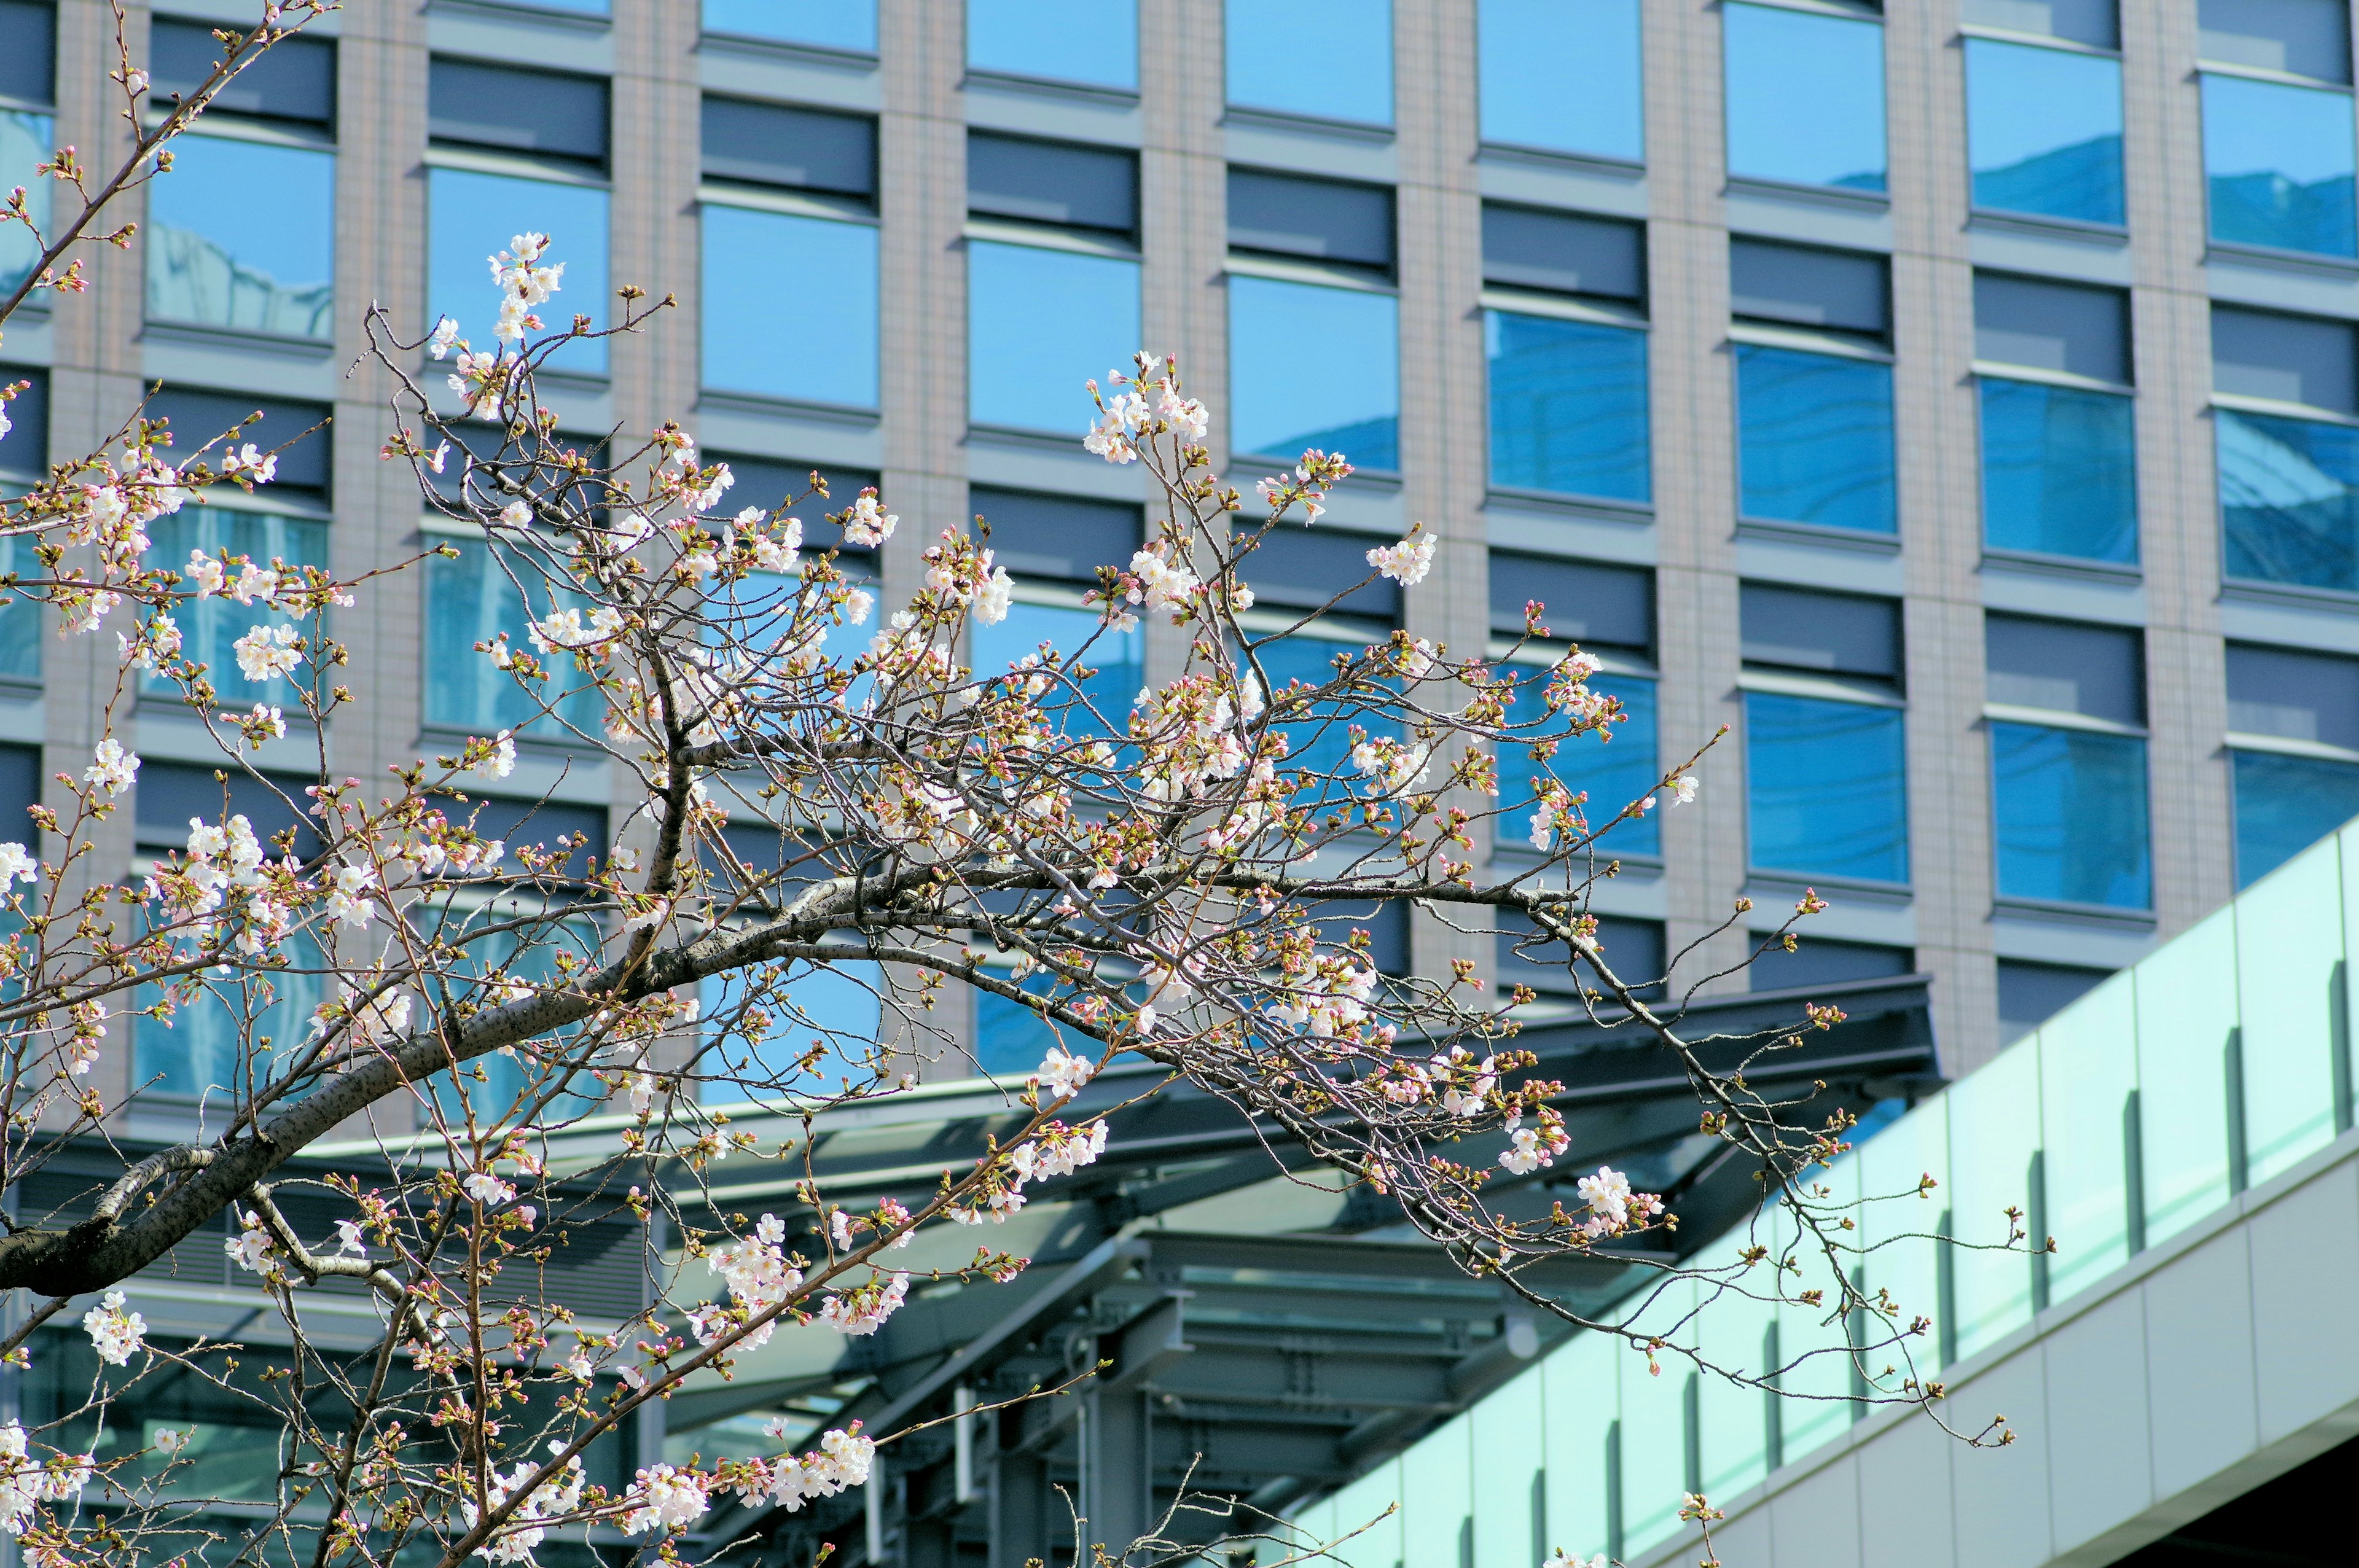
2135, 905, 2238, 1244
1856, 1097, 1950, 1379
1472, 1363, 1544, 1568
1541, 1328, 1618, 1560
1401, 1414, 1471, 1568
2237, 841, 2345, 1184
2037, 971, 2137, 1304
1947, 1043, 2044, 1359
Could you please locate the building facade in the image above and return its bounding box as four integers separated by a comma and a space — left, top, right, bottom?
5, 0, 2359, 1105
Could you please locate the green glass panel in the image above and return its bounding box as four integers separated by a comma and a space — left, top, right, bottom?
2133, 905, 2237, 1246
2035, 972, 2136, 1305
1472, 1363, 1543, 1567
1772, 1153, 1858, 1465
1856, 1098, 1950, 1381
2341, 819, 2359, 1133
1693, 1249, 1775, 1500
1324, 1457, 1401, 1568
1541, 1328, 1618, 1560
1946, 1043, 2043, 1360
1616, 1282, 1694, 1555
2235, 838, 2344, 1184
1399, 1413, 1470, 1568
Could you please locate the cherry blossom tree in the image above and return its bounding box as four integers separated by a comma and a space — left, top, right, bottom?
0, 15, 2013, 1568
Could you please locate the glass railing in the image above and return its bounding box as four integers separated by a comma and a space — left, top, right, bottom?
1291, 817, 2359, 1565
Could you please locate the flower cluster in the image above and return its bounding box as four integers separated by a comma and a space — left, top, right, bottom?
697, 1214, 804, 1351
465, 1446, 586, 1566
80, 1291, 145, 1365
0, 1425, 92, 1537
1573, 1165, 1664, 1239
1084, 352, 1209, 464
724, 1424, 876, 1515
1498, 1109, 1571, 1175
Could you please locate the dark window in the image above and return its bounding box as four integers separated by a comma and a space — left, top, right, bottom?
2228, 643, 2359, 750
971, 487, 1141, 585
702, 97, 876, 200
1997, 958, 2111, 1043
429, 59, 609, 167
1985, 614, 2145, 726
1974, 273, 2131, 384
1227, 168, 1396, 271
151, 20, 334, 128
2197, 0, 2350, 81
1740, 583, 1901, 684
1730, 238, 1888, 340
0, 744, 35, 843
1487, 552, 1654, 655
1305, 900, 1409, 975
147, 389, 331, 507
1481, 205, 1644, 302
0, 368, 45, 477
428, 793, 607, 856
1748, 935, 1912, 993
1498, 911, 1667, 1002
136, 763, 323, 859
0, 0, 56, 104
716, 454, 882, 571
2212, 304, 2358, 413
1962, 0, 2118, 47
1238, 526, 1400, 622
968, 131, 1137, 235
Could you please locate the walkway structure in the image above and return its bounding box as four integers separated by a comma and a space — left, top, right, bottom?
1290, 822, 2359, 1568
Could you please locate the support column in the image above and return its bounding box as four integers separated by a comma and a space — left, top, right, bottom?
988, 1437, 1051, 1568
1079, 1385, 1153, 1561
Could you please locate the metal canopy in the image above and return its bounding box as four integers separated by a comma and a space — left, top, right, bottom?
692, 974, 1938, 1568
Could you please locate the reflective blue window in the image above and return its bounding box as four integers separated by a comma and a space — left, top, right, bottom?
2232, 749, 2359, 886
703, 957, 884, 1100
428, 168, 609, 376
970, 0, 1136, 89
969, 240, 1140, 434
0, 111, 49, 293
1227, 0, 1393, 126
1745, 692, 1908, 883
424, 916, 606, 1122
2201, 72, 2358, 257
971, 599, 1143, 739
1230, 276, 1399, 469
976, 967, 1066, 1076
1980, 378, 2137, 562
1254, 631, 1398, 805
1990, 722, 2151, 908
1485, 310, 1649, 502
135, 927, 326, 1099
424, 535, 606, 739
703, 205, 877, 408
146, 510, 327, 709
1723, 2, 1887, 192
2217, 407, 2359, 592
1735, 344, 1895, 533
0, 532, 36, 685
147, 134, 334, 340
702, 0, 875, 50
1478, 0, 1641, 161
1965, 37, 2124, 225
1500, 669, 1660, 856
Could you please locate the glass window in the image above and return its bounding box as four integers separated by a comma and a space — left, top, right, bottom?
2213, 302, 2357, 411
146, 134, 334, 340
1735, 345, 1895, 533
2201, 72, 2358, 258
1979, 380, 2138, 561
1246, 525, 1401, 622
1499, 667, 1661, 856
969, 0, 1136, 90
429, 60, 608, 167
135, 925, 327, 1100
1978, 272, 2130, 382
2198, 0, 2350, 80
1963, 0, 2118, 48
1744, 692, 1909, 883
702, 957, 884, 1101
0, 369, 39, 681
421, 913, 606, 1124
151, 21, 333, 128
1478, 0, 1641, 161
1990, 722, 2151, 907
971, 488, 1141, 585
1226, 0, 1392, 126
1485, 312, 1649, 502
2227, 642, 2359, 749
428, 168, 609, 376
1731, 238, 1887, 338
1229, 275, 1399, 468
145, 510, 328, 709
149, 388, 332, 508
0, 1, 54, 106
2216, 406, 2359, 592
1229, 169, 1393, 271
1488, 553, 1654, 652
2232, 749, 2359, 885
1484, 205, 1643, 299
1740, 583, 1900, 682
1498, 911, 1665, 1000
970, 598, 1143, 739
1965, 37, 2124, 226
0, 109, 47, 293
1748, 935, 1911, 991
702, 98, 875, 198
424, 534, 607, 739
703, 0, 875, 50
702, 206, 877, 408
1998, 959, 2111, 1043
974, 134, 1138, 236
1985, 615, 2143, 724
1723, 1, 1887, 193
1253, 630, 1399, 800
969, 240, 1140, 434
